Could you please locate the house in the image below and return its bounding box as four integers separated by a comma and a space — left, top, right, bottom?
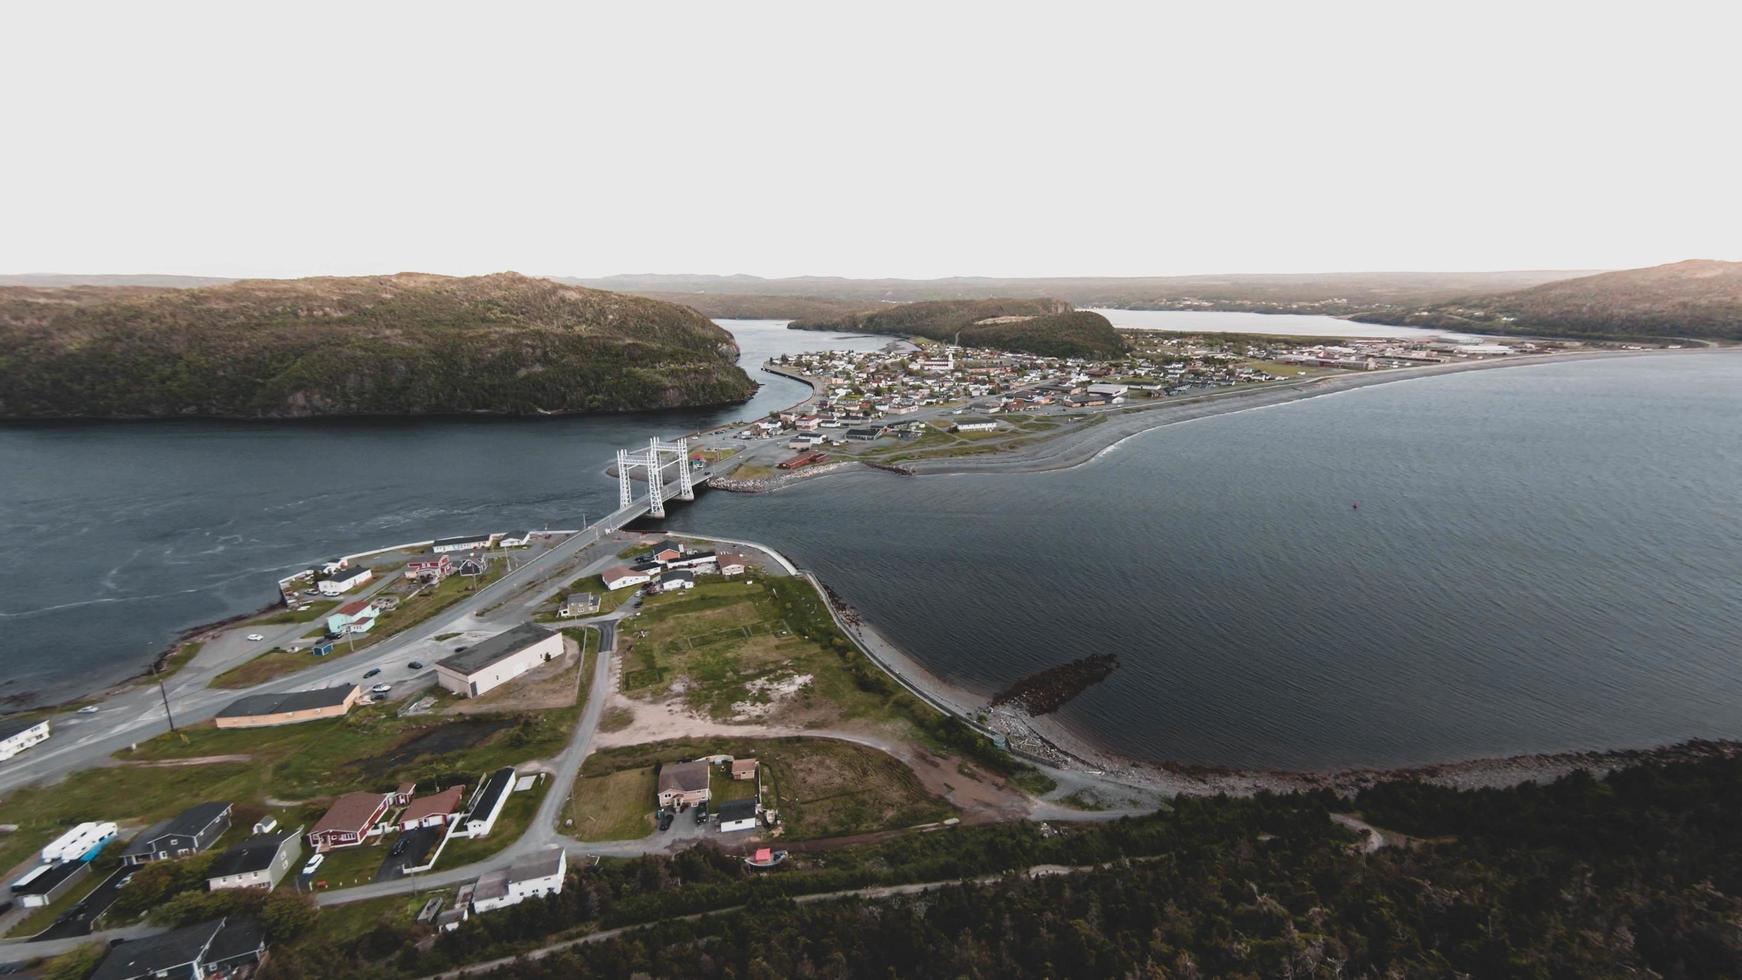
557, 593, 600, 618
953, 417, 998, 432
497, 530, 533, 548
432, 534, 491, 553
11, 860, 92, 909
435, 623, 563, 698
404, 553, 453, 583
399, 785, 466, 831
716, 552, 748, 577
471, 848, 566, 914
122, 802, 232, 866
392, 782, 417, 806
731, 758, 759, 781
87, 916, 266, 980
309, 638, 336, 657
717, 799, 759, 833
455, 767, 517, 838
665, 551, 717, 571
307, 791, 391, 851
252, 816, 278, 835
1086, 382, 1130, 398
656, 761, 711, 808
601, 565, 652, 591
42, 821, 119, 863
456, 554, 488, 577
215, 684, 360, 729
658, 570, 695, 593
649, 540, 687, 563
844, 426, 886, 442
315, 565, 372, 597
326, 599, 379, 637
206, 830, 302, 892
0, 718, 50, 762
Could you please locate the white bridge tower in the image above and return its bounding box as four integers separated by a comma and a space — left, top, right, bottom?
617, 437, 693, 518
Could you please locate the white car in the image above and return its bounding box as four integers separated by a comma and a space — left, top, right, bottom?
246, 633, 265, 642
370, 684, 392, 696
302, 853, 325, 876
77, 705, 100, 714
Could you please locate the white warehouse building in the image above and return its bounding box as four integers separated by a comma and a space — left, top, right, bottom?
0, 718, 50, 762
471, 847, 566, 914
435, 623, 562, 698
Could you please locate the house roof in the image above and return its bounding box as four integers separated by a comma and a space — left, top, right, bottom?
217, 684, 357, 720
472, 867, 510, 904
663, 570, 694, 584
89, 917, 227, 980
716, 552, 747, 568
436, 623, 555, 677
317, 566, 369, 582
204, 916, 266, 964
509, 847, 564, 883
336, 599, 372, 617
657, 760, 710, 794
433, 534, 489, 548
125, 802, 230, 853
651, 539, 685, 554
10, 859, 86, 896
401, 785, 466, 824
309, 792, 387, 837
601, 564, 643, 582
466, 767, 517, 824
0, 717, 47, 742
717, 799, 758, 822
206, 833, 292, 878
731, 758, 759, 773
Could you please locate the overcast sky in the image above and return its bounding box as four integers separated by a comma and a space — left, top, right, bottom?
4, 2, 1737, 280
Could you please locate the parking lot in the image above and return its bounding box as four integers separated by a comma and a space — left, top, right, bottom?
371, 826, 445, 882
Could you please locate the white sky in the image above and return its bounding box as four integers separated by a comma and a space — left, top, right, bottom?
3, 1, 1737, 279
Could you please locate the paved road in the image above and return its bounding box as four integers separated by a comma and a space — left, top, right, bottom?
27, 866, 130, 941
0, 487, 675, 796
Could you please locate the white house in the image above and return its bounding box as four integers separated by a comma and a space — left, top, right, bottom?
497, 531, 533, 548
316, 565, 373, 597
432, 534, 492, 553
715, 552, 748, 577
436, 623, 562, 698
600, 565, 652, 591
658, 570, 695, 593
717, 800, 758, 833
454, 768, 517, 839
205, 831, 302, 892
0, 718, 50, 762
42, 821, 118, 863
953, 417, 998, 432
471, 848, 566, 914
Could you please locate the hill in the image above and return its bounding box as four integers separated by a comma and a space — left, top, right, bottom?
1352, 260, 1742, 341
0, 273, 757, 419
789, 298, 1126, 358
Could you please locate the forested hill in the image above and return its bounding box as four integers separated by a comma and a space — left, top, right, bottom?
0, 273, 758, 419
790, 298, 1127, 358
1353, 259, 1742, 341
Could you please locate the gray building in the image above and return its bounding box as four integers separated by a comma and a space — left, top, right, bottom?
121, 801, 233, 866
206, 830, 303, 892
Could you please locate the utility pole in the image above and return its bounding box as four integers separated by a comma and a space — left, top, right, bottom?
158, 680, 177, 733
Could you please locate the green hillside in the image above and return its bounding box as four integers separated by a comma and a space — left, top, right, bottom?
0, 273, 758, 419
790, 298, 1126, 358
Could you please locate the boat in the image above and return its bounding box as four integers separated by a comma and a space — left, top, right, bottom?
744, 847, 788, 869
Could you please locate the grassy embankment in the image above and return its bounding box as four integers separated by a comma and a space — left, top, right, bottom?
211, 568, 503, 689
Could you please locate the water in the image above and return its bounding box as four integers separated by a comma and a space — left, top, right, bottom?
1091, 308, 1477, 339
660, 352, 1742, 770
0, 320, 887, 702
6, 335, 1742, 773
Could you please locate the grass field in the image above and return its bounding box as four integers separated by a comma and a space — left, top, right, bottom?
563, 768, 656, 841
251, 599, 340, 625
578, 737, 953, 839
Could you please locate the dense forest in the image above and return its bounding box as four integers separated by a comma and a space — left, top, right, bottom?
790, 298, 1126, 358
248, 747, 1742, 979
1352, 260, 1742, 342
0, 273, 758, 418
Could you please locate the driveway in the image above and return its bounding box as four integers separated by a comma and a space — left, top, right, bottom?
372, 826, 446, 882
27, 866, 130, 941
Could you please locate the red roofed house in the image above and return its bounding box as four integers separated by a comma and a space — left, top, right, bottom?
307, 792, 391, 851
399, 785, 467, 831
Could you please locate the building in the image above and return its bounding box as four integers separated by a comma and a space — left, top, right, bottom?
649, 540, 687, 563
658, 570, 695, 593
307, 791, 391, 851
404, 553, 452, 582
456, 554, 488, 577
844, 426, 887, 442
1086, 382, 1130, 398
215, 684, 360, 729
88, 916, 265, 980
11, 859, 92, 908
498, 530, 533, 548
656, 760, 711, 808
0, 717, 50, 762
731, 758, 759, 781
122, 802, 232, 866
399, 785, 466, 831
252, 816, 278, 835
392, 782, 417, 807
666, 551, 717, 571
600, 565, 651, 591
436, 623, 563, 698
206, 831, 301, 892
471, 848, 566, 914
717, 799, 759, 833
315, 565, 372, 597
953, 417, 998, 432
432, 534, 491, 553
42, 821, 119, 863
455, 767, 516, 838
716, 552, 748, 577
557, 593, 600, 618
326, 599, 379, 637
309, 638, 336, 657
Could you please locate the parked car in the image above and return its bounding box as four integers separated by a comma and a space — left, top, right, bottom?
370, 684, 392, 695
246, 633, 265, 642
77, 705, 99, 714
657, 809, 674, 832
390, 838, 409, 857
363, 668, 381, 679
302, 853, 325, 876
407, 661, 424, 670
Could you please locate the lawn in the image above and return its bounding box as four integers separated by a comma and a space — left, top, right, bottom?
210, 646, 324, 688
308, 840, 389, 890
437, 779, 548, 868
563, 768, 656, 842
578, 737, 954, 840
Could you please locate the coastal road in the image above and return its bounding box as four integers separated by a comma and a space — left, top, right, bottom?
0, 482, 678, 796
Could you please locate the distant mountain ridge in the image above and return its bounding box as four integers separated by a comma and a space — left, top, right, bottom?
1351, 260, 1742, 341
0, 273, 757, 419
790, 297, 1126, 358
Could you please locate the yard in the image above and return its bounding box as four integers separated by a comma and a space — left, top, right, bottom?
563, 768, 656, 842
436, 778, 548, 868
